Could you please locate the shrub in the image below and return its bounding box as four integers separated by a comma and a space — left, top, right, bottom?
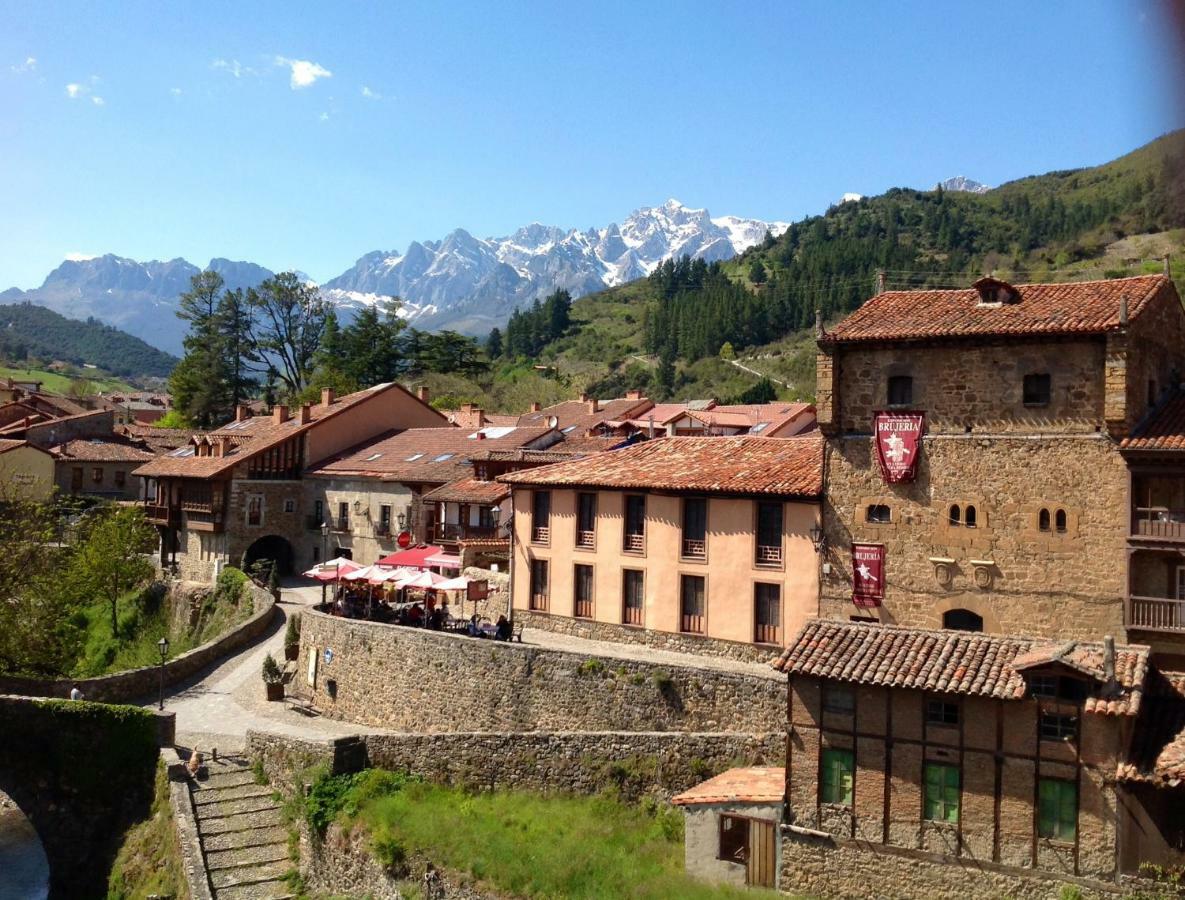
215, 566, 248, 606
578, 658, 605, 677
261, 653, 282, 684
284, 614, 301, 649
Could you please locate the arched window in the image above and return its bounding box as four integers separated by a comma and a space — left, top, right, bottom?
949, 504, 961, 526
1038, 508, 1051, 532
943, 609, 984, 632
964, 505, 977, 528
1055, 509, 1067, 533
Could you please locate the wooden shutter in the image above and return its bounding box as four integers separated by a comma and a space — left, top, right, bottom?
746, 819, 776, 888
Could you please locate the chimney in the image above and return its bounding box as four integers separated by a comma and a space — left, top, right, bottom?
1103, 635, 1116, 691
235, 404, 250, 422
273, 404, 289, 425
876, 269, 886, 294
417, 385, 430, 403
1164, 254, 1172, 276
298, 403, 312, 425
815, 309, 824, 339
473, 407, 486, 428
586, 398, 599, 414
475, 431, 486, 440
530, 402, 542, 412
321, 388, 336, 406
1119, 295, 1129, 327
626, 389, 643, 401
461, 403, 474, 414
213, 437, 227, 458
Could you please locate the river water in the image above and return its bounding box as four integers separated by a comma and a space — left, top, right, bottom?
0, 794, 49, 900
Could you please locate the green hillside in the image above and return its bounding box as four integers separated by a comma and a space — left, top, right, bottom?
484, 130, 1185, 404
0, 302, 178, 379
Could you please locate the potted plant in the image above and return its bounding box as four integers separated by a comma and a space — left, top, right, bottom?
262, 652, 284, 701
284, 614, 301, 661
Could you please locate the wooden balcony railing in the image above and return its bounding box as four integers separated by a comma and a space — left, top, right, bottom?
1129, 595, 1185, 633
531, 525, 550, 544
623, 602, 643, 626
576, 530, 595, 549
530, 592, 549, 612
756, 544, 783, 565
682, 538, 707, 559
623, 533, 644, 553
681, 612, 705, 634
1132, 508, 1185, 540
755, 622, 781, 645
574, 597, 593, 618
143, 503, 177, 525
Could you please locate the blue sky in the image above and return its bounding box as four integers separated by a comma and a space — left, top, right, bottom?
0, 0, 1181, 288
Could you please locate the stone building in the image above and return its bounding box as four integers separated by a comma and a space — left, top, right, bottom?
0, 439, 55, 501
51, 438, 154, 501
814, 273, 1185, 647
303, 424, 560, 567
500, 435, 823, 660
770, 619, 1185, 896
134, 384, 448, 582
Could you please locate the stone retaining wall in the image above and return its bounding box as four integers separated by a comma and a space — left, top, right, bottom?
0, 581, 275, 703
294, 609, 783, 733
247, 729, 783, 802
515, 609, 782, 664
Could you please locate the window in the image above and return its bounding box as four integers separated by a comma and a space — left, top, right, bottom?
754, 583, 781, 644
114, 470, 126, 487
284, 498, 296, 514
337, 501, 349, 531
682, 498, 707, 559
574, 564, 594, 618
820, 749, 854, 806
478, 506, 494, 530
1023, 373, 1051, 406
866, 504, 891, 524
924, 764, 960, 823
718, 814, 749, 864
623, 569, 644, 626
432, 453, 454, 462
1028, 674, 1086, 702
576, 493, 597, 548
529, 559, 549, 611
823, 684, 855, 715
247, 495, 263, 527
531, 490, 551, 543
964, 505, 977, 528
942, 609, 983, 632
1055, 509, 1067, 533
887, 375, 913, 407
756, 501, 783, 564
1148, 379, 1158, 408
1038, 779, 1077, 841
92, 467, 104, 484
1039, 711, 1079, 742
926, 700, 959, 726
680, 574, 705, 633
1039, 508, 1051, 532
949, 504, 961, 526
379, 505, 392, 535
314, 499, 323, 525
624, 495, 646, 552
71, 467, 82, 490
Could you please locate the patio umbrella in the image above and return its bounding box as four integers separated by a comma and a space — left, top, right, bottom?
395, 570, 452, 590
341, 564, 378, 581
302, 558, 360, 581
368, 566, 418, 585
436, 575, 472, 591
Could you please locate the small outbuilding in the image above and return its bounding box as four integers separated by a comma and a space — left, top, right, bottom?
671, 766, 784, 890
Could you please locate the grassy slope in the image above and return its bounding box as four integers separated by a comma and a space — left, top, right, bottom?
333, 774, 780, 899
0, 363, 135, 394
105, 759, 190, 900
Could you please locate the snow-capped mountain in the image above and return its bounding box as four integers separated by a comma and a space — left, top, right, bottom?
0, 200, 787, 353
321, 200, 789, 334
939, 175, 991, 194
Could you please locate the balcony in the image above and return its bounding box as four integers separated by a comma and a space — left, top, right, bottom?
1128, 595, 1185, 633
756, 544, 783, 566
681, 538, 707, 560
185, 509, 224, 533
430, 522, 499, 545
531, 525, 550, 544
1132, 507, 1185, 541
576, 530, 595, 549
623, 532, 644, 553
143, 503, 178, 526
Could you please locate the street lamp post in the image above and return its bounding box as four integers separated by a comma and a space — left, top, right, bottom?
320, 522, 330, 605
157, 636, 169, 711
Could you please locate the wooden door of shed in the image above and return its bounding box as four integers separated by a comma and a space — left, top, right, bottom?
746, 819, 776, 888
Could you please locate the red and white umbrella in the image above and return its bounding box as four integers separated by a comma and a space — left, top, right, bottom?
302, 558, 360, 581
395, 570, 452, 590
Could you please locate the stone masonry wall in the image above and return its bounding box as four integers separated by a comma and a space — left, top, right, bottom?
293, 609, 783, 734
821, 434, 1127, 639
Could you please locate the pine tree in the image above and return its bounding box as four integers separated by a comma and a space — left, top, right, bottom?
485, 327, 503, 359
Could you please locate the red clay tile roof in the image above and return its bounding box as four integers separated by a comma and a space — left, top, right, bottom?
671, 767, 785, 806
516, 397, 653, 433
52, 439, 155, 463
136, 383, 445, 480
421, 477, 510, 505
119, 424, 205, 453
499, 435, 824, 497
823, 275, 1175, 344
1121, 393, 1185, 451
1118, 670, 1185, 787
0, 438, 50, 456
307, 426, 555, 485
773, 619, 1149, 716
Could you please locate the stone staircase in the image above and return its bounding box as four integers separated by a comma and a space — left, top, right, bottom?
190, 756, 294, 900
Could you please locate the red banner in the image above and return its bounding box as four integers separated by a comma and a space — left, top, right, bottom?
874, 411, 924, 483
852, 543, 885, 608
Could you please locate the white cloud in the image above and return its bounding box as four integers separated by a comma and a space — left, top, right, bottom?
65, 82, 83, 98
275, 56, 332, 89
91, 95, 104, 106
65, 252, 98, 261
65, 75, 102, 103
170, 87, 182, 96
212, 58, 255, 78
319, 111, 329, 122
360, 85, 382, 100
10, 56, 36, 74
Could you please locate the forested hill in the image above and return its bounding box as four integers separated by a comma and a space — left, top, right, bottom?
521, 129, 1185, 376
0, 302, 178, 378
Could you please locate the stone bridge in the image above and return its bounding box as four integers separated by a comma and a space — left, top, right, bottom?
0, 695, 160, 899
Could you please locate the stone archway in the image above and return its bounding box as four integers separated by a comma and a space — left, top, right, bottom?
244, 534, 296, 576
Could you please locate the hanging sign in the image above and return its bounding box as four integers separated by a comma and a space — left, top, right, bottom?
852, 543, 885, 608
873, 411, 925, 483
397, 530, 413, 549
467, 579, 489, 601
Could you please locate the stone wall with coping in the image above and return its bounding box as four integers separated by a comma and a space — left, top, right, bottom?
515, 609, 782, 665
0, 580, 275, 703
292, 609, 783, 734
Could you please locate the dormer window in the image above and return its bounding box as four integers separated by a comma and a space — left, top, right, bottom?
887, 375, 913, 407
973, 276, 1020, 306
